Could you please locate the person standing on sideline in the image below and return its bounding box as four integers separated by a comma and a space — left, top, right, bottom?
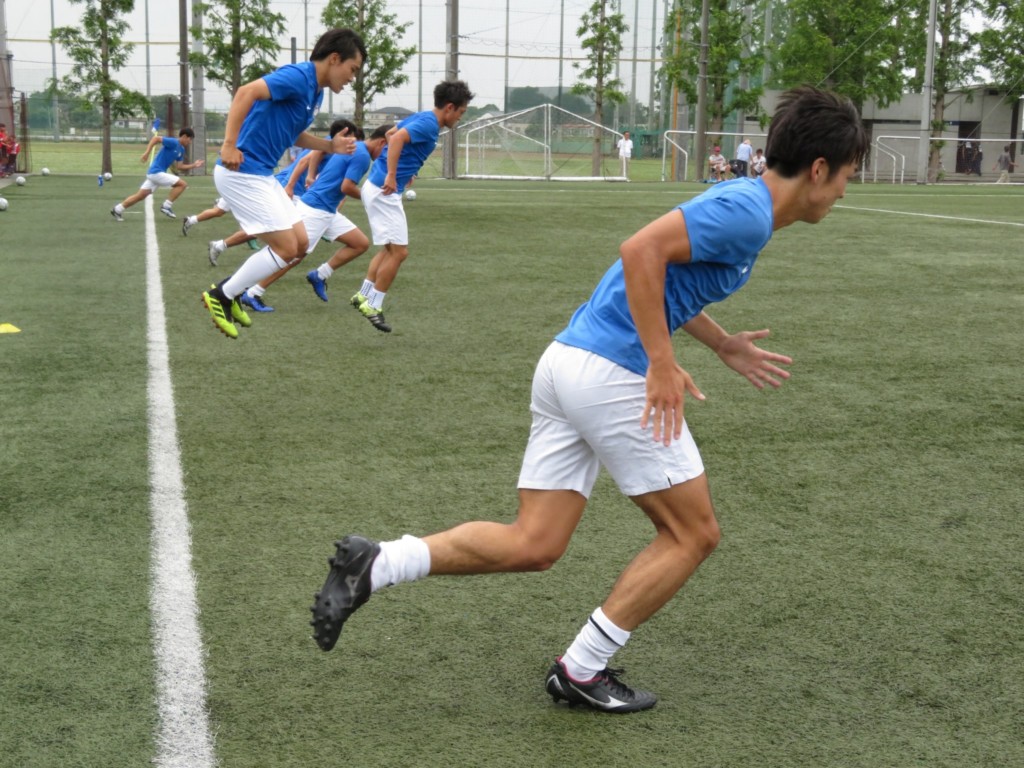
309, 85, 868, 713
348, 79, 474, 333
733, 138, 753, 178
617, 130, 634, 178
111, 128, 204, 221
993, 145, 1015, 183
200, 28, 366, 340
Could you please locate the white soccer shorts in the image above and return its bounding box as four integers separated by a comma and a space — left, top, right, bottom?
295, 198, 358, 254
214, 164, 301, 236
362, 180, 408, 246
518, 341, 705, 498
140, 171, 180, 191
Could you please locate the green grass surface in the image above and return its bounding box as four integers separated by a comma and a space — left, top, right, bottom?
1, 175, 1022, 767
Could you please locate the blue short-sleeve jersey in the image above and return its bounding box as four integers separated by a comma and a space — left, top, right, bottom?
220, 61, 323, 176
555, 177, 775, 375
301, 142, 372, 213
148, 136, 185, 174
367, 110, 439, 193
274, 148, 313, 195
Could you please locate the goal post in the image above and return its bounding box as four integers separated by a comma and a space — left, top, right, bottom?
453, 103, 628, 182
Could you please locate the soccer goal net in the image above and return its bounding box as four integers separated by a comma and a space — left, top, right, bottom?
450, 104, 628, 182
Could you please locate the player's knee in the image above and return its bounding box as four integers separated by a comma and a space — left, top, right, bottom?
693, 517, 721, 558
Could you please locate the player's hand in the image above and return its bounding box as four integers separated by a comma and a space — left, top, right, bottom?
194, 159, 205, 168
641, 360, 705, 446
332, 131, 356, 155
220, 144, 243, 170
716, 329, 792, 389
382, 173, 397, 195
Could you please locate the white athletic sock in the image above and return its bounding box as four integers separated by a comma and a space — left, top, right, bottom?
317, 263, 334, 280
221, 247, 288, 300
366, 287, 387, 310
212, 239, 227, 253
161, 200, 172, 209
359, 279, 374, 297
186, 215, 198, 225
369, 535, 431, 593
562, 607, 631, 681
114, 203, 125, 214
248, 284, 266, 298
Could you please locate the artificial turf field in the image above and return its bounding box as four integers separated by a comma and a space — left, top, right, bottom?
1, 171, 1022, 767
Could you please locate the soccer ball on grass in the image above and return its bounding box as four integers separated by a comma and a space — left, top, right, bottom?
0, 197, 8, 211
15, 176, 26, 186
404, 189, 417, 201
103, 172, 113, 181
41, 167, 51, 176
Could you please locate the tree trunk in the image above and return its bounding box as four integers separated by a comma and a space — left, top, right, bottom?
101, 27, 112, 174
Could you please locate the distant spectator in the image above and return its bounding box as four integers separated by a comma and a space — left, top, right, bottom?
4, 134, 20, 176
993, 144, 1015, 183
733, 138, 753, 178
708, 145, 729, 181
616, 131, 634, 178
751, 148, 767, 176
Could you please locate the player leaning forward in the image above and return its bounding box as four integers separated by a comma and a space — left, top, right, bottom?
201, 28, 366, 339
311, 86, 868, 712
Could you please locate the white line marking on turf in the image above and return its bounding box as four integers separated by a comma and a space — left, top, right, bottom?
834, 204, 1024, 227
145, 197, 217, 768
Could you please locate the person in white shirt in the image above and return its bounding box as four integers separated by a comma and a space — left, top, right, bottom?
617, 131, 634, 178
734, 138, 754, 178
751, 147, 767, 176
708, 146, 728, 181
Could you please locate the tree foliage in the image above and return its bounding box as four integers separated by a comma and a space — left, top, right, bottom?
572, 0, 628, 174
977, 0, 1024, 100
51, 0, 152, 173
662, 0, 766, 137
189, 0, 286, 96
321, 0, 416, 125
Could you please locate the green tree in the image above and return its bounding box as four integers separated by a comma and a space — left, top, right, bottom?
189, 0, 286, 96
977, 0, 1024, 155
51, 0, 152, 174
903, 0, 981, 181
663, 0, 766, 140
572, 0, 628, 174
769, 0, 905, 113
322, 0, 416, 126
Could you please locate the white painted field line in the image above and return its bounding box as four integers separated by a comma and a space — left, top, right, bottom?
145, 197, 217, 768
834, 203, 1024, 227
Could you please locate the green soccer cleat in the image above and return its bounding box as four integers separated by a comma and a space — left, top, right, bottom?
230, 297, 252, 328
201, 290, 238, 339
350, 292, 368, 309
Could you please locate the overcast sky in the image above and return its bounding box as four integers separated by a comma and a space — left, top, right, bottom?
4, 0, 667, 115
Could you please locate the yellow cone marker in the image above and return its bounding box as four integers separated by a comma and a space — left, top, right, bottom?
0, 323, 22, 333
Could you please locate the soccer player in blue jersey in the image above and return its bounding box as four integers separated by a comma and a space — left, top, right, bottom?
111, 128, 204, 221
309, 86, 868, 713
201, 27, 366, 340
236, 121, 389, 313
349, 79, 474, 333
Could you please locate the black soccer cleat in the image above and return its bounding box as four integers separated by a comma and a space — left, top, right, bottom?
545, 657, 657, 713
310, 535, 380, 651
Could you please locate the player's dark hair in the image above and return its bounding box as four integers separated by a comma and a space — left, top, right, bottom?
178, 127, 195, 139
765, 86, 868, 179
311, 28, 367, 65
329, 119, 362, 140
369, 124, 393, 140
433, 80, 474, 109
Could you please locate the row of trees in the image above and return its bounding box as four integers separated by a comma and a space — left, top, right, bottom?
48, 0, 1024, 179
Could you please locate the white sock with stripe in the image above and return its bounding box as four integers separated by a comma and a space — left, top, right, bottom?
562, 607, 630, 681
221, 247, 288, 300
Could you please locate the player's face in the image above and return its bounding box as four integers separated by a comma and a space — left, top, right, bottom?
803, 159, 858, 223
441, 104, 468, 129
328, 52, 362, 93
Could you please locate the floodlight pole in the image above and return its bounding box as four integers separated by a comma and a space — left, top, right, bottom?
915, 0, 938, 184
191, 0, 207, 175
444, 0, 459, 179
50, 0, 60, 140
694, 0, 710, 182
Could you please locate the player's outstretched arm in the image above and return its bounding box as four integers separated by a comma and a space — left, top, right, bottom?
684, 313, 792, 390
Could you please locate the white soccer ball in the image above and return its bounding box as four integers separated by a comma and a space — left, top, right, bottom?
15, 176, 26, 186
41, 167, 51, 176
103, 172, 113, 181
404, 189, 417, 201
0, 197, 8, 211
